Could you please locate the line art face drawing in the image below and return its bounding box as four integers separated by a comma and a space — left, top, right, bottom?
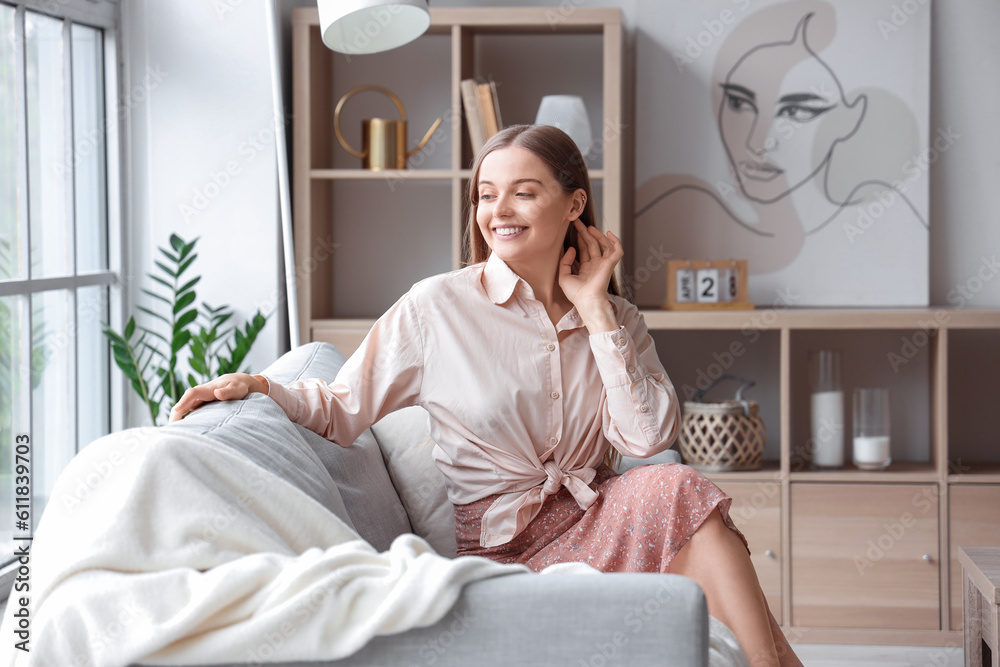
634, 0, 929, 307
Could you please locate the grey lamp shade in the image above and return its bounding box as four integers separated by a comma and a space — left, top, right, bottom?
317, 0, 431, 54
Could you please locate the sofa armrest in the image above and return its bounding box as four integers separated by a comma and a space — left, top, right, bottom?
328, 572, 708, 667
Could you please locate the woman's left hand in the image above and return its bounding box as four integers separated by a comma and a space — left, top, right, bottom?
558, 219, 624, 313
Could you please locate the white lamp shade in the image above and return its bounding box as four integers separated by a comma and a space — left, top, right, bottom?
534, 95, 592, 157
317, 0, 430, 55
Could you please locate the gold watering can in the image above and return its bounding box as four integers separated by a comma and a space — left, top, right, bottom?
334, 85, 442, 170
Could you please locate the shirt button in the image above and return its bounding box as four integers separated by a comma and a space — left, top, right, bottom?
546, 343, 556, 351
640, 404, 649, 413
549, 436, 558, 445
616, 338, 626, 348
551, 391, 560, 400
627, 365, 635, 374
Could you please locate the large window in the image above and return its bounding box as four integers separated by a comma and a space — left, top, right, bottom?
0, 1, 120, 572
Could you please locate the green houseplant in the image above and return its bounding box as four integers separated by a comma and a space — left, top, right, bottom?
103, 234, 268, 426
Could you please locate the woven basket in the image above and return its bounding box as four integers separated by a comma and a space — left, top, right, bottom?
679, 376, 765, 472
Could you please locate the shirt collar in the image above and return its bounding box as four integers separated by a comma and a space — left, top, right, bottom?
482, 252, 522, 305
483, 252, 622, 323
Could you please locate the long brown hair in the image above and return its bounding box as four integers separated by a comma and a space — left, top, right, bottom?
465, 124, 623, 470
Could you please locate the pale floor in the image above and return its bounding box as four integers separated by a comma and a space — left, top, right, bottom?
794, 643, 964, 666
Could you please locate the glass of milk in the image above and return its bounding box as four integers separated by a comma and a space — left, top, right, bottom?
853, 388, 891, 470
808, 349, 844, 469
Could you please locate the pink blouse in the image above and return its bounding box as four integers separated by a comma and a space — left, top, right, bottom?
261, 253, 681, 547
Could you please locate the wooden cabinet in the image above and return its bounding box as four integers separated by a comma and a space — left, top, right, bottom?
715, 480, 782, 623
791, 483, 940, 630
949, 485, 1000, 630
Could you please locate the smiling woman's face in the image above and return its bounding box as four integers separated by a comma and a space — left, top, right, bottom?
717, 20, 858, 205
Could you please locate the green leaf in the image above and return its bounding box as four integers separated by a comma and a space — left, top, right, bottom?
187, 373, 198, 388
146, 345, 169, 361
154, 260, 176, 279
175, 309, 198, 331
150, 274, 173, 291
137, 306, 171, 327
189, 356, 207, 375
158, 246, 180, 264
173, 291, 196, 314
180, 238, 198, 261
124, 317, 136, 340
103, 327, 127, 346
113, 353, 138, 377
177, 276, 201, 295
142, 329, 170, 349
177, 253, 198, 277
169, 233, 186, 254
171, 331, 192, 354
141, 288, 173, 307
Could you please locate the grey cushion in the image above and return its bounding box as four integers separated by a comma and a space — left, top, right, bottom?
260, 342, 412, 552
165, 392, 355, 530
619, 447, 682, 473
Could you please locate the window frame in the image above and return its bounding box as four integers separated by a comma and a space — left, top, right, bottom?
0, 0, 125, 598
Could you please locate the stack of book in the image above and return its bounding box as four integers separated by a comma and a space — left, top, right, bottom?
461, 78, 502, 155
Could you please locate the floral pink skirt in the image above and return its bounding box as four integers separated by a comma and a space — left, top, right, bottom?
454, 462, 749, 573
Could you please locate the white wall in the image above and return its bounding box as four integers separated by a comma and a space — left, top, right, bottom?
121, 0, 285, 425
118, 0, 999, 427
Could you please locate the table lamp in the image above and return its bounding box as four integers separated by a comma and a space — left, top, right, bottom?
317, 0, 431, 54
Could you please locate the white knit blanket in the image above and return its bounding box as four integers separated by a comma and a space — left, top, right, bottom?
0, 427, 529, 666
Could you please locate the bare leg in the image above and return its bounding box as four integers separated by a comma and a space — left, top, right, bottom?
669, 509, 803, 667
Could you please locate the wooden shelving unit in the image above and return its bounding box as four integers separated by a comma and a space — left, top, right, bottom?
291, 7, 1000, 647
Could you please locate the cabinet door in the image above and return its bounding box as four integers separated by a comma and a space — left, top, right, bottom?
715, 480, 782, 623
791, 483, 939, 629
949, 484, 1000, 630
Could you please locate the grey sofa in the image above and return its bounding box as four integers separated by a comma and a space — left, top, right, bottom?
159, 341, 709, 667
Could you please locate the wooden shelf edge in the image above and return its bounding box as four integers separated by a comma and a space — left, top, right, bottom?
697, 463, 783, 483
785, 627, 961, 647
639, 307, 1000, 331
291, 7, 620, 30
309, 169, 603, 181
788, 463, 939, 483
311, 169, 459, 180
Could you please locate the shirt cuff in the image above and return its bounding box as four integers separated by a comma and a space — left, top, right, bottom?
258, 374, 303, 423
589, 325, 645, 388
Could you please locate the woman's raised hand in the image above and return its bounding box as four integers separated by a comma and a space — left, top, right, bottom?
168, 373, 265, 423
558, 218, 624, 312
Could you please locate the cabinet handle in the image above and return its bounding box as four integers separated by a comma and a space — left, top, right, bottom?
922, 554, 932, 563
765, 550, 775, 559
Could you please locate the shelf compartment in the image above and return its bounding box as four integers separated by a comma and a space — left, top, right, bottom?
947, 328, 1000, 468
948, 462, 1000, 483
789, 329, 935, 472
469, 32, 606, 170
650, 329, 782, 463
319, 179, 453, 320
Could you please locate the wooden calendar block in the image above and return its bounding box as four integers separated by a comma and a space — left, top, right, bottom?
663, 259, 754, 310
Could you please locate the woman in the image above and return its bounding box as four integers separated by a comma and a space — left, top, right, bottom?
170, 125, 801, 666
